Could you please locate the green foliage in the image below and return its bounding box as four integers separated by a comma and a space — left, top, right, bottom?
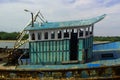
0, 31, 28, 40
94, 36, 120, 41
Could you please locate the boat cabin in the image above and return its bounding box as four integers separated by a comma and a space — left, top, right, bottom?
24, 14, 106, 65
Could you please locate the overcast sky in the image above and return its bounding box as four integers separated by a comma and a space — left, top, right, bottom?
0, 0, 120, 36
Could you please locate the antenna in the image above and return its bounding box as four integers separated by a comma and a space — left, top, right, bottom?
24, 9, 47, 25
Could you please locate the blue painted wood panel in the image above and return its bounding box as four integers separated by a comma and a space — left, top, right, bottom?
29, 40, 71, 64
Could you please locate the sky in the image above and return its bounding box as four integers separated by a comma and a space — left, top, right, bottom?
0, 0, 120, 36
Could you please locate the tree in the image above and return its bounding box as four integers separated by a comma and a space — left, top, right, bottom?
0, 31, 28, 40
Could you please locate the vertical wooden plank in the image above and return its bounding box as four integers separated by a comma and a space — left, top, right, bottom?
39, 42, 41, 52
30, 53, 33, 64
50, 51, 52, 63
32, 53, 35, 64
78, 50, 82, 61
54, 41, 56, 51
58, 52, 60, 62
47, 41, 49, 51
63, 40, 66, 51
66, 40, 69, 50
44, 41, 46, 52
59, 51, 62, 62
66, 51, 69, 61
50, 41, 52, 51
52, 51, 54, 63
60, 40, 62, 51
40, 42, 43, 63
44, 52, 47, 63
48, 41, 50, 62
31, 42, 33, 52
41, 41, 44, 53
37, 52, 40, 64
34, 42, 36, 53
40, 52, 42, 63
79, 39, 83, 50
57, 41, 59, 51
55, 52, 57, 63
46, 41, 49, 63
63, 51, 65, 61
37, 42, 39, 52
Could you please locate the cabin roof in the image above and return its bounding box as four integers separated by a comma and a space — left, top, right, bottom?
24, 14, 106, 31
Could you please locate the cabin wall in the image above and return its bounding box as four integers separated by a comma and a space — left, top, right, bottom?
28, 25, 94, 64
29, 36, 93, 64
29, 39, 70, 64
78, 36, 93, 62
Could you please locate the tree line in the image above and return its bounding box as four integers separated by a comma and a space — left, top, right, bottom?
94, 36, 120, 41
0, 31, 28, 40
0, 31, 120, 41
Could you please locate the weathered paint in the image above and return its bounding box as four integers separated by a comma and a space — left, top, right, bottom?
29, 36, 93, 64
30, 39, 71, 64
24, 14, 106, 31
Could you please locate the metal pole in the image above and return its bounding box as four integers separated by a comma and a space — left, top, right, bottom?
31, 12, 34, 27
24, 9, 34, 27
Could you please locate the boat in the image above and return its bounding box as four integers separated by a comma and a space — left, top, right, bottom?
0, 10, 120, 80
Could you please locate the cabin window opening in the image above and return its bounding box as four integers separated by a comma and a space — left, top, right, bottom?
79, 29, 83, 37
64, 30, 69, 38
101, 53, 114, 59
86, 28, 88, 36
44, 32, 48, 39
74, 29, 77, 33
31, 33, 35, 40
51, 31, 55, 39
58, 31, 62, 39
89, 26, 92, 35
38, 32, 41, 40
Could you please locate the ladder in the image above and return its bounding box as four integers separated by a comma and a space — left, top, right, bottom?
7, 11, 41, 65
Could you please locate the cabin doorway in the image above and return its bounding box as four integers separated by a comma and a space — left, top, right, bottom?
70, 30, 78, 60
85, 49, 88, 62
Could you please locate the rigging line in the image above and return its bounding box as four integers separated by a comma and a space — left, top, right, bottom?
38, 15, 45, 23
39, 11, 45, 20
39, 11, 47, 22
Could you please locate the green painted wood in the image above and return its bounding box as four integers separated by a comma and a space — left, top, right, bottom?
33, 53, 36, 64
31, 43, 33, 52
34, 43, 36, 52
59, 52, 62, 62
66, 40, 69, 50
39, 42, 41, 52
53, 52, 55, 63
57, 41, 59, 51
50, 41, 52, 51
54, 41, 56, 51
29, 36, 94, 64
60, 41, 62, 51
78, 50, 82, 61
44, 42, 46, 52
30, 53, 33, 64
50, 52, 52, 62
46, 41, 48, 51
79, 39, 83, 49
37, 53, 40, 64
66, 51, 69, 61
